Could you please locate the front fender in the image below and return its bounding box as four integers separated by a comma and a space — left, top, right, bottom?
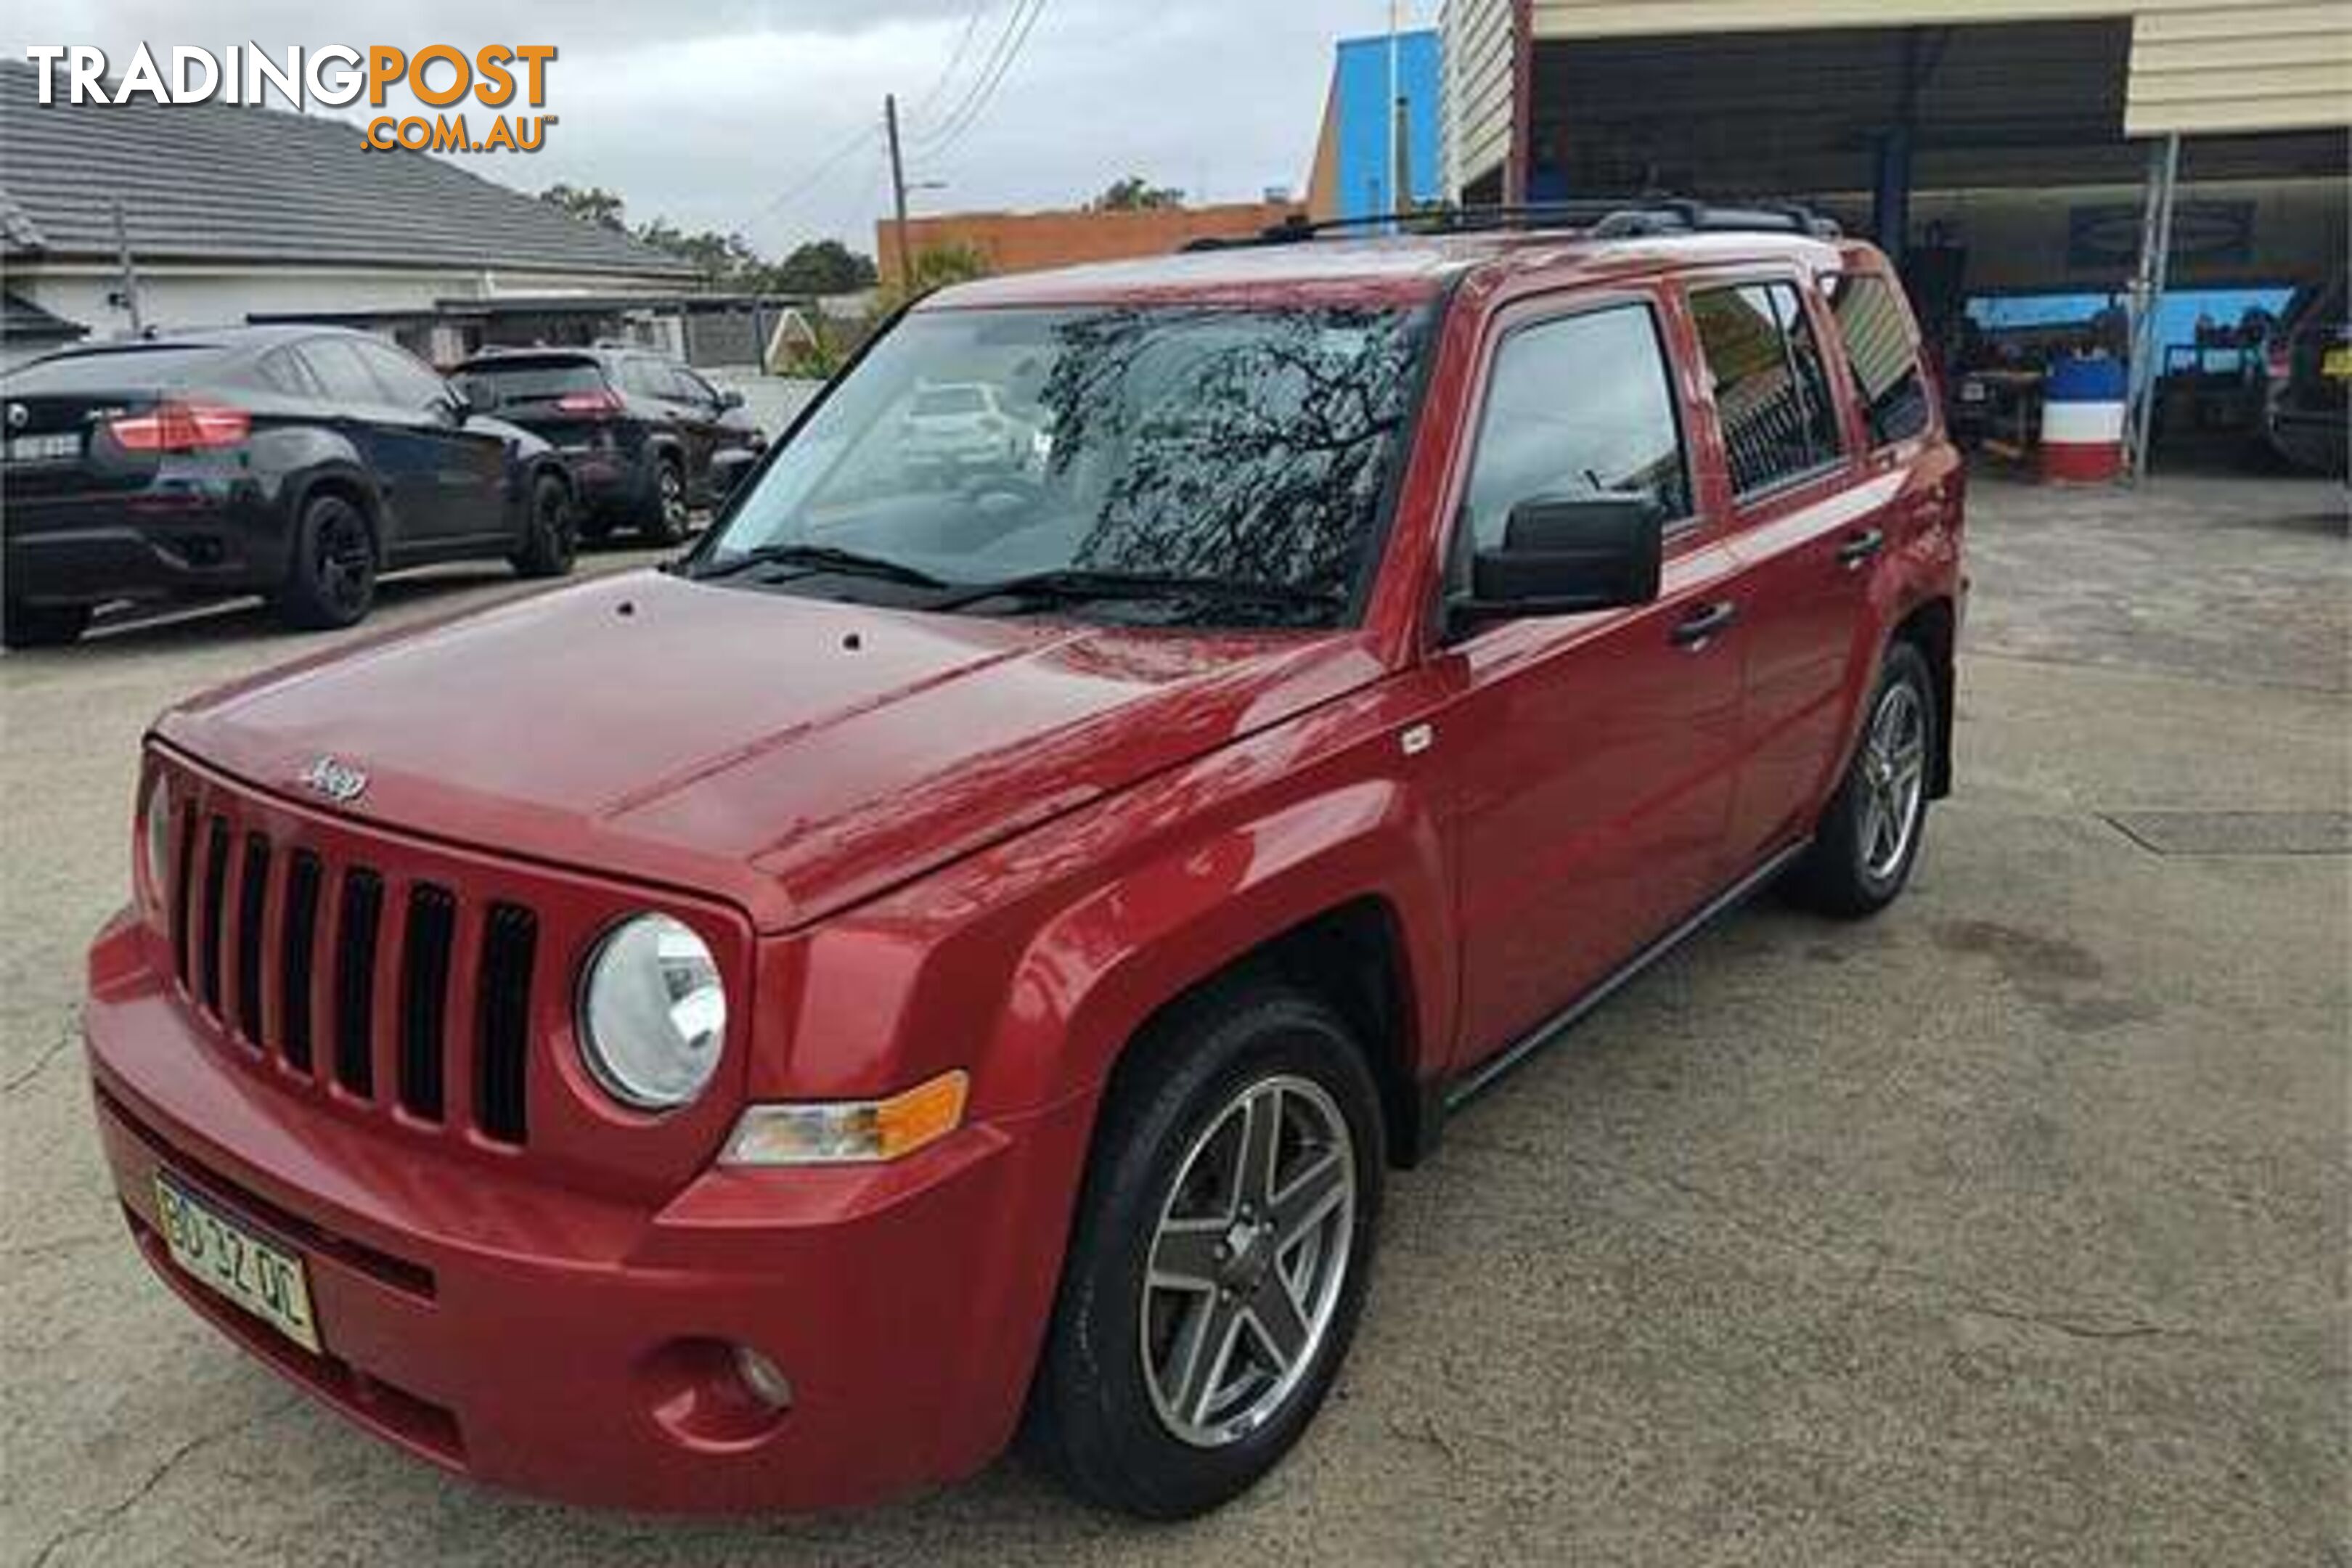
756, 680, 1458, 1124
984, 777, 1452, 1113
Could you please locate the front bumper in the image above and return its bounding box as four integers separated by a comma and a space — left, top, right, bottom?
85, 910, 1092, 1513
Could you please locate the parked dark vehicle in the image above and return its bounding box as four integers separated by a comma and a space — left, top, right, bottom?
1, 326, 578, 647
452, 347, 766, 545
2263, 272, 2348, 477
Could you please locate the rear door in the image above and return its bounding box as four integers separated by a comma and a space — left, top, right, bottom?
1691, 271, 1938, 867
1434, 290, 1748, 1069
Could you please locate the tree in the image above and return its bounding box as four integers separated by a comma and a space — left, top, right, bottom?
879, 242, 991, 309
539, 182, 627, 232
1090, 176, 1185, 213
769, 240, 880, 296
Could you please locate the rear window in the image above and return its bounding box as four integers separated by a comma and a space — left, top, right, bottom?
2, 345, 226, 391
912, 385, 987, 415
1826, 274, 1932, 448
456, 359, 606, 407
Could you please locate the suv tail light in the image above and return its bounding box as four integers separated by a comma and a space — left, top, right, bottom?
556, 388, 625, 415
107, 400, 251, 452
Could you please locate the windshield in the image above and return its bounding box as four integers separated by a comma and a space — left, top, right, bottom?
695, 303, 1429, 626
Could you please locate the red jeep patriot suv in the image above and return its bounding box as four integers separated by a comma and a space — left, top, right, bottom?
85, 203, 1964, 1519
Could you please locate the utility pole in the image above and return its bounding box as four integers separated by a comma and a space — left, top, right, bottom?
884, 93, 912, 292
1385, 0, 1401, 227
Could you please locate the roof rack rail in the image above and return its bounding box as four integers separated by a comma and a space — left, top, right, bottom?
1180, 197, 1839, 253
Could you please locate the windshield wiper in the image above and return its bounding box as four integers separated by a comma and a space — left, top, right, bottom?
695, 542, 947, 589
931, 568, 1342, 616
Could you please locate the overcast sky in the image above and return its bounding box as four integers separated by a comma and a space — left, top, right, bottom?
7, 1, 1439, 258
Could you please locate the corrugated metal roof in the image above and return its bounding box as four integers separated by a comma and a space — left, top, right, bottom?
0, 61, 698, 280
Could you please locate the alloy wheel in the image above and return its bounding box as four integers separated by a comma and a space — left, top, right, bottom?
1858, 678, 1928, 881
314, 505, 373, 616
1140, 1074, 1356, 1449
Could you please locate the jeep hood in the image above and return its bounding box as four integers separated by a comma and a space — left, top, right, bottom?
156, 571, 1385, 931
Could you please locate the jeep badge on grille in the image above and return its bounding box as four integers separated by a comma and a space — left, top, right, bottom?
297, 756, 368, 807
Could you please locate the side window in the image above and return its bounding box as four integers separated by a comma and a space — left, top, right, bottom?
294, 339, 384, 406
619, 359, 668, 399
671, 366, 716, 404
353, 340, 452, 412
255, 347, 321, 399
1826, 274, 1932, 448
1691, 282, 1844, 497
1461, 304, 1691, 555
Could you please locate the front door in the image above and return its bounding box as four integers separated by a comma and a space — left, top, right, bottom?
347, 339, 505, 548
1434, 295, 1748, 1071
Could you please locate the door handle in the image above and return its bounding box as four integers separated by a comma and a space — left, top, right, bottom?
1837, 528, 1886, 568
1670, 600, 1739, 648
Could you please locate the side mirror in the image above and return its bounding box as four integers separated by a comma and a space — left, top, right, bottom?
708, 447, 759, 499
1453, 496, 1664, 632
718, 388, 746, 410
442, 385, 473, 423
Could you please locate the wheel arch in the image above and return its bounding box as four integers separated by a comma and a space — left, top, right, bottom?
1890, 595, 1956, 799
288, 464, 383, 559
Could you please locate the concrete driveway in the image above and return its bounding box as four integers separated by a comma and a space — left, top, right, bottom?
1, 476, 2344, 1566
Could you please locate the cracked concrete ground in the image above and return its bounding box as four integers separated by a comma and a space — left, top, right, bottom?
2, 476, 2345, 1566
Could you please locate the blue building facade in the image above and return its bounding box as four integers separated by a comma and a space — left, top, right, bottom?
1316, 30, 1443, 221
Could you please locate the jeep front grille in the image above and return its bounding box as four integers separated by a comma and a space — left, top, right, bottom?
165, 788, 539, 1148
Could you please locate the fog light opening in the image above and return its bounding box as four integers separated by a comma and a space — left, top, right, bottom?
732, 1344, 794, 1412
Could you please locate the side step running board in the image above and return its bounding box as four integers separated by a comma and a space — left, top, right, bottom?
1442, 839, 1810, 1114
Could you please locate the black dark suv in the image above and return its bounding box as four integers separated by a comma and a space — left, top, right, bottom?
2264, 273, 2348, 478
452, 347, 767, 544
1, 326, 577, 648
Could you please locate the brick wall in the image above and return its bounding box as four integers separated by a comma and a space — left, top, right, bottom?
876, 200, 1304, 286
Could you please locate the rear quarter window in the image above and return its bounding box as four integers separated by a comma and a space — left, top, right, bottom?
1826, 274, 1933, 448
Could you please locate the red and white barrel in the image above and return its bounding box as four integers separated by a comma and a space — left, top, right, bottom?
2041, 355, 2128, 483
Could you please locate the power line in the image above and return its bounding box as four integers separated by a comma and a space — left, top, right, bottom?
906, 0, 1030, 144
907, 0, 995, 124
910, 0, 1049, 159
748, 121, 884, 232
915, 0, 1046, 155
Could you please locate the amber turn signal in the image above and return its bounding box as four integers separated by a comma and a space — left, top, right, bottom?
720, 1070, 970, 1166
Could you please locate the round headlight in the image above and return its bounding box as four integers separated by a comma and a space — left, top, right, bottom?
141, 770, 175, 912
577, 914, 727, 1111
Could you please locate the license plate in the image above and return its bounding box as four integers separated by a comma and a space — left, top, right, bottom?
3, 431, 79, 464
153, 1175, 321, 1353
2323, 346, 2351, 380
1959, 382, 1990, 403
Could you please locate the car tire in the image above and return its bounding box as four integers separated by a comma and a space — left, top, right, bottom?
510, 470, 578, 579
1027, 980, 1384, 1519
1, 600, 91, 650
274, 490, 377, 631
642, 456, 689, 545
1785, 639, 1937, 918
